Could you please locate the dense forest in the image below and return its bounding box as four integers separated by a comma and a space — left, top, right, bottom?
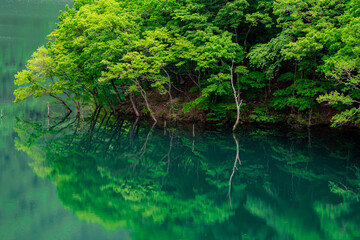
14, 0, 360, 129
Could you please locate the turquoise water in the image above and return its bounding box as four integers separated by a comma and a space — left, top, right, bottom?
12, 115, 360, 240
1, 1, 360, 240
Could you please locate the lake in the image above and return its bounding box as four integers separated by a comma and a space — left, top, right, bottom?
1, 1, 360, 240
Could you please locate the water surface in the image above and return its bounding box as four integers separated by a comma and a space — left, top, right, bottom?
13, 115, 360, 240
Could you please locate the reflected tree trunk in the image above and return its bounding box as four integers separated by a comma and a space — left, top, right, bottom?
167, 131, 173, 172
92, 113, 112, 152
192, 124, 195, 152
90, 105, 102, 133
139, 122, 156, 156
88, 112, 108, 150
67, 115, 81, 148
49, 111, 72, 130
159, 129, 174, 172
104, 112, 114, 129
228, 133, 241, 207
132, 122, 156, 171
95, 112, 108, 133
47, 113, 78, 148
104, 119, 124, 152
127, 117, 139, 146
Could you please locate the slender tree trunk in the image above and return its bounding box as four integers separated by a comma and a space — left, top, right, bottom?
141, 88, 157, 122
135, 80, 157, 122
129, 92, 140, 117
187, 71, 201, 91
230, 61, 243, 132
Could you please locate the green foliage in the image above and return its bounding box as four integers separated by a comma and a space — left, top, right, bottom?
271, 76, 328, 111
248, 30, 292, 79
270, 0, 360, 125
13, 0, 360, 126
249, 107, 279, 123
14, 47, 54, 102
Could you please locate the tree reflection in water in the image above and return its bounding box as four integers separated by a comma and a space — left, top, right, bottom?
14, 114, 360, 240
228, 133, 241, 207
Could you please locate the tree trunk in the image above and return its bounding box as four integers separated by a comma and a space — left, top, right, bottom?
129, 92, 140, 117
135, 80, 157, 122
230, 61, 243, 132
140, 88, 157, 122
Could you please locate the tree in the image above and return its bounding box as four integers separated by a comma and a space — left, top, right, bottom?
14, 46, 72, 112
13, 0, 360, 128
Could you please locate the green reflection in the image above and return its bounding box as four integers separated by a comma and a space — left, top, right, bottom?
14, 114, 360, 240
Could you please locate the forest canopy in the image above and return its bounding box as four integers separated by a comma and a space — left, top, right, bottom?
14, 0, 360, 128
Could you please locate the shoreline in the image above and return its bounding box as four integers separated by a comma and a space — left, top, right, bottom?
113, 95, 358, 130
